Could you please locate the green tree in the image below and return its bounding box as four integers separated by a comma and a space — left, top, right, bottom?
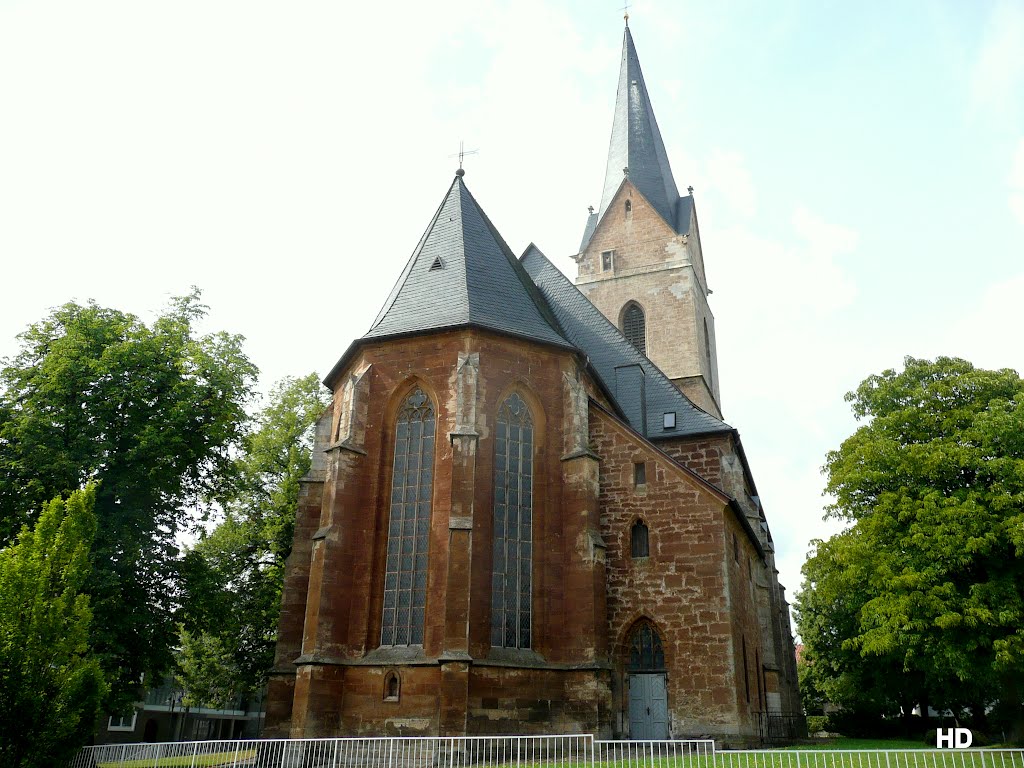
178, 374, 328, 695
0, 486, 107, 768
797, 357, 1024, 735
0, 290, 256, 705
174, 626, 241, 709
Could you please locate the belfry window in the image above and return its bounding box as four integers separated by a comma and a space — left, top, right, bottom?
491, 393, 533, 649
381, 388, 435, 646
623, 302, 646, 355
601, 250, 614, 272
624, 199, 632, 215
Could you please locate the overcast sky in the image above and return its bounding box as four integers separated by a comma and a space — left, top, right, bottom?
2, 0, 1023, 612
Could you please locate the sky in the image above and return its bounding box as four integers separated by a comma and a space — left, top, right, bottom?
2, 0, 1023, 616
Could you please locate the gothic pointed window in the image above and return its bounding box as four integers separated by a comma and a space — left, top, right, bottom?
623, 302, 646, 355
627, 621, 665, 671
491, 393, 533, 649
381, 387, 435, 647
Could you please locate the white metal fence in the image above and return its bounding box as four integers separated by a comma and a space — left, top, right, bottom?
68, 738, 1024, 768
715, 750, 1024, 768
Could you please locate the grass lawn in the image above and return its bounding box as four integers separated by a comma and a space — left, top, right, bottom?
783, 739, 931, 750
96, 748, 256, 767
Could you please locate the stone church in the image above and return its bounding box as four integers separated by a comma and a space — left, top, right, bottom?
264, 25, 801, 741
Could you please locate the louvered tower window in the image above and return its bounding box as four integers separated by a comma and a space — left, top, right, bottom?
623, 302, 646, 355
491, 393, 533, 649
381, 388, 435, 646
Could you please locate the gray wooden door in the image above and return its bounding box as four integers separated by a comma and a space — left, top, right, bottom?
627, 673, 669, 739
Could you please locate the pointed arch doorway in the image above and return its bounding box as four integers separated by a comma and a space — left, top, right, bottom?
626, 621, 669, 739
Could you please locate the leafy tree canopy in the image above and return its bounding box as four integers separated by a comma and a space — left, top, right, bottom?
177, 374, 328, 696
797, 356, 1024, 733
0, 290, 257, 705
0, 486, 107, 768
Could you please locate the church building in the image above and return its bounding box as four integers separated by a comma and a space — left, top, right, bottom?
264, 24, 801, 742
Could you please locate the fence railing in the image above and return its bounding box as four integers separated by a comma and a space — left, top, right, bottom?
70, 738, 1024, 768
716, 749, 1024, 768
755, 713, 809, 744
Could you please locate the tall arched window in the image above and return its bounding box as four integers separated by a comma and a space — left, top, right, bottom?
491, 393, 533, 649
623, 303, 646, 355
627, 621, 665, 671
381, 388, 435, 646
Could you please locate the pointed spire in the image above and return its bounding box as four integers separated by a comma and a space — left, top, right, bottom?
597, 26, 681, 231
363, 174, 571, 351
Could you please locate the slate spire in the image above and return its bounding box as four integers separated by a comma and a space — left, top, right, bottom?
363, 173, 571, 351
597, 26, 681, 230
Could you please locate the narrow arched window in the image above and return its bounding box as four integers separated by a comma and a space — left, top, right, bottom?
381, 388, 435, 646
624, 199, 632, 215
491, 393, 533, 649
627, 622, 665, 671
631, 520, 649, 558
384, 671, 400, 701
622, 303, 646, 355
704, 318, 712, 378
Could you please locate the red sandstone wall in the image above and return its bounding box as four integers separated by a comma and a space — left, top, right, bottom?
590, 408, 750, 737
280, 329, 613, 737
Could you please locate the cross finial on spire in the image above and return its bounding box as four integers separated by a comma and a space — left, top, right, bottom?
450, 140, 479, 176
621, 0, 630, 25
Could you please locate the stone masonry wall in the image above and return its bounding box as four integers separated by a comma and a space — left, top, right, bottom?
576, 182, 720, 414
589, 407, 752, 738
275, 328, 614, 737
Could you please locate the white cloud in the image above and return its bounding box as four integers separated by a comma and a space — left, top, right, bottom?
970, 1, 1024, 124
706, 150, 757, 218
1010, 137, 1024, 227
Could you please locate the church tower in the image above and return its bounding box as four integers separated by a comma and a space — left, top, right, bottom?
575, 25, 722, 419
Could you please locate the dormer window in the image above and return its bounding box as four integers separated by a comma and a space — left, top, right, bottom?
601, 250, 614, 272
663, 412, 676, 430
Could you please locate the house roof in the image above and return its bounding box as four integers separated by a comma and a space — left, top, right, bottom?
362, 173, 573, 352
520, 243, 732, 439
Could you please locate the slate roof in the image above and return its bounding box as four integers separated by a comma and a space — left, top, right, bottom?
600, 27, 681, 228
521, 244, 732, 439
363, 173, 573, 352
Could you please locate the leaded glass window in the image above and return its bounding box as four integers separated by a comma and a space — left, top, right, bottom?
491, 393, 533, 649
623, 303, 646, 355
627, 622, 665, 671
381, 388, 435, 646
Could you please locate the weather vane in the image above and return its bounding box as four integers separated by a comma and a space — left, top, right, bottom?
450, 140, 479, 172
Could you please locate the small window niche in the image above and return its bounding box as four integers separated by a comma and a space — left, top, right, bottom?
631, 520, 650, 558
633, 461, 646, 487
383, 670, 401, 702
732, 532, 739, 563
601, 250, 614, 272
624, 199, 632, 216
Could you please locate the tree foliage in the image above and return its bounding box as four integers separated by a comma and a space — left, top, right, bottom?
797, 356, 1024, 733
177, 374, 328, 696
0, 290, 256, 705
0, 486, 107, 768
